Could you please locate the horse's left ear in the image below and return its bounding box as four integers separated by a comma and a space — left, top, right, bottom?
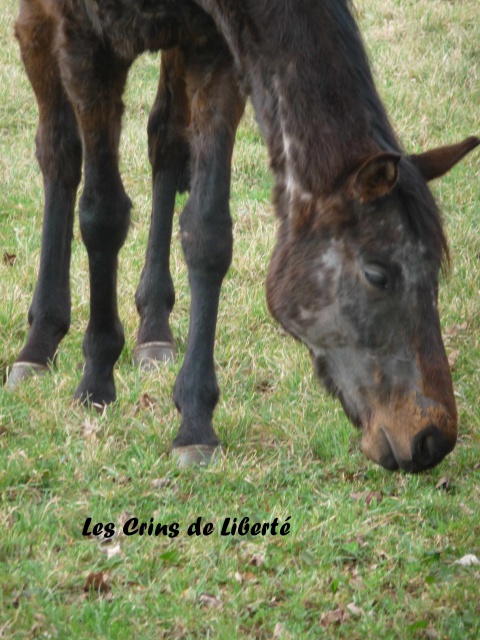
409, 136, 480, 182
350, 152, 401, 204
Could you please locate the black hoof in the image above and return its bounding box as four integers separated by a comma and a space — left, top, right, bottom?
74, 376, 116, 409
171, 444, 225, 468
6, 362, 49, 390
134, 341, 176, 369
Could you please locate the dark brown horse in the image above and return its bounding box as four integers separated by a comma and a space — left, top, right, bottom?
11, 0, 478, 471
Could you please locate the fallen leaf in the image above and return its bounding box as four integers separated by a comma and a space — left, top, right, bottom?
234, 571, 243, 584
365, 491, 383, 506
454, 554, 479, 567
273, 622, 291, 638
159, 623, 189, 640
350, 491, 382, 506
320, 607, 348, 627
3, 252, 16, 267
349, 571, 366, 590
198, 593, 222, 608
140, 393, 157, 409
444, 322, 468, 338
118, 511, 133, 529
250, 553, 266, 567
346, 602, 363, 617
459, 502, 474, 516
435, 476, 451, 491
82, 418, 99, 440
255, 379, 273, 393
447, 350, 460, 370
152, 477, 173, 489
104, 542, 122, 559
83, 571, 110, 593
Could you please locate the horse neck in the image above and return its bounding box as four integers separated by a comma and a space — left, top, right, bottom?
202, 0, 402, 196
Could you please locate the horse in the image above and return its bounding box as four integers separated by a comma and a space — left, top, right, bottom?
10, 0, 478, 472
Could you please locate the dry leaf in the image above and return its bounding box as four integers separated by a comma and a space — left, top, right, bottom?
234, 571, 243, 584
435, 476, 451, 491
82, 418, 99, 440
242, 571, 258, 583
249, 553, 266, 567
3, 252, 16, 267
104, 542, 122, 559
320, 607, 348, 627
118, 511, 133, 528
349, 571, 366, 590
152, 477, 173, 489
255, 379, 273, 393
83, 571, 110, 593
444, 322, 468, 338
454, 554, 479, 567
273, 622, 290, 639
350, 492, 363, 502
346, 602, 363, 617
198, 593, 222, 608
447, 350, 460, 370
350, 491, 382, 506
365, 491, 383, 506
140, 393, 157, 409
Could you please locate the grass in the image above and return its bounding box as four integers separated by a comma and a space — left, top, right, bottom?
0, 0, 479, 638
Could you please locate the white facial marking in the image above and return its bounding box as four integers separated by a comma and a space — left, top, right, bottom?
316, 244, 342, 275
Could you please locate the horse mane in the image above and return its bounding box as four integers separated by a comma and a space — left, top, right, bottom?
275, 0, 450, 268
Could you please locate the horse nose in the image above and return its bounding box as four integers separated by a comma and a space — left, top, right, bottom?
363, 407, 457, 472
409, 425, 456, 472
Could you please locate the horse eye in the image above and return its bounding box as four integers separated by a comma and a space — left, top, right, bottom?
364, 267, 389, 289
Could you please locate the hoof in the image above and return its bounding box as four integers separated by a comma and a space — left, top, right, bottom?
171, 445, 225, 468
134, 341, 176, 369
6, 362, 49, 389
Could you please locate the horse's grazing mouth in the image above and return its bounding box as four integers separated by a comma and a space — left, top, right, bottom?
312, 352, 457, 472
364, 424, 457, 473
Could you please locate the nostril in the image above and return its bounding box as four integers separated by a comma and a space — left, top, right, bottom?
411, 425, 456, 471
416, 434, 435, 465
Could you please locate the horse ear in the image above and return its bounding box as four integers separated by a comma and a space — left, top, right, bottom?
409, 136, 480, 182
350, 152, 401, 204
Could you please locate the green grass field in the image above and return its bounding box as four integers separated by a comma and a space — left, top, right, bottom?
0, 0, 479, 638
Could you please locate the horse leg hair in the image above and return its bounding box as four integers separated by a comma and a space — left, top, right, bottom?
57, 26, 131, 406
10, 0, 82, 385
134, 49, 191, 366
171, 38, 244, 464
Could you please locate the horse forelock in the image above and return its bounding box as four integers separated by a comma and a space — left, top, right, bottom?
396, 161, 450, 270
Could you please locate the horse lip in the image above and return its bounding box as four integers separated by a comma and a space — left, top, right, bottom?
379, 426, 404, 471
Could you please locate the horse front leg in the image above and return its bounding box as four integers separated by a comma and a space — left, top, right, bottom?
134, 49, 190, 367
9, 0, 82, 388
172, 43, 244, 466
59, 35, 131, 406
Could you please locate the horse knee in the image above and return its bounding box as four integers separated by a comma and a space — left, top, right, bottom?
79, 186, 131, 255
180, 204, 233, 278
